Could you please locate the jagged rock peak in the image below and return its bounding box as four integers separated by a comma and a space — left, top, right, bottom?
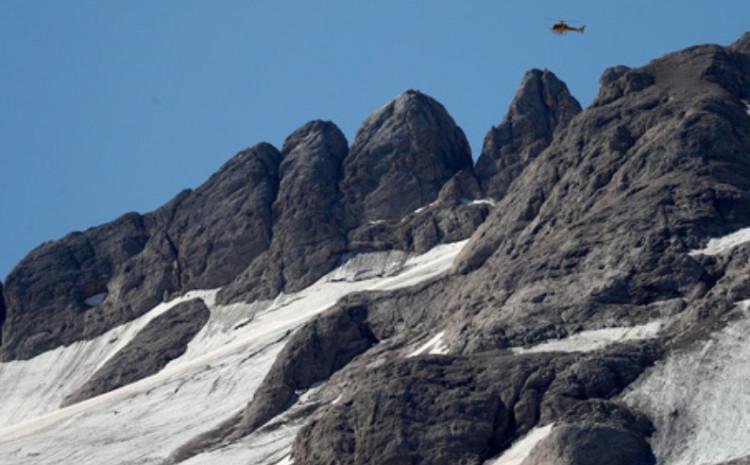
475, 68, 581, 199
730, 31, 750, 54
216, 120, 349, 304
1, 142, 283, 361
340, 89, 473, 227
280, 120, 348, 163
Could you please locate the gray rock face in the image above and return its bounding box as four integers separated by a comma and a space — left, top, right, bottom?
340, 90, 473, 227
1, 143, 280, 361
235, 304, 377, 437
218, 121, 348, 304
475, 69, 582, 199
346, 169, 491, 254
522, 424, 655, 465
280, 37, 750, 465
62, 298, 209, 406
452, 41, 750, 352
291, 344, 657, 465
154, 142, 281, 291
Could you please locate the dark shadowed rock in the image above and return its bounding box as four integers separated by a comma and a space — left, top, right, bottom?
218, 121, 348, 304
340, 90, 473, 227
62, 298, 209, 405
522, 424, 655, 465
475, 69, 582, 199
2, 143, 280, 361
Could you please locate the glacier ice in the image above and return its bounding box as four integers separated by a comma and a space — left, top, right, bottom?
0, 241, 468, 465
624, 301, 750, 465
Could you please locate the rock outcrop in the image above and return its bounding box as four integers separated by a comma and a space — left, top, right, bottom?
475, 69, 582, 199
340, 90, 474, 227
523, 424, 655, 465
218, 121, 348, 304
6, 33, 750, 465
452, 40, 750, 353
62, 298, 210, 406
292, 345, 658, 465
1, 143, 280, 361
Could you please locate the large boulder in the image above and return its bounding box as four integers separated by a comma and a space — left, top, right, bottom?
522, 424, 655, 465
475, 69, 581, 199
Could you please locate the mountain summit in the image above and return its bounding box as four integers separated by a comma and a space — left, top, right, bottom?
2, 33, 750, 465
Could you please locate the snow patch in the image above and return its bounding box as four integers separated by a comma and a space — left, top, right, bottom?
83, 292, 107, 306
412, 200, 439, 215
462, 198, 496, 207
485, 424, 554, 465
624, 301, 750, 465
0, 289, 218, 430
744, 100, 750, 116
513, 320, 663, 354
689, 227, 750, 256
0, 240, 469, 465
408, 331, 449, 357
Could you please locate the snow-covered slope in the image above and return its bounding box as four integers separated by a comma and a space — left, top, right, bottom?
625, 301, 750, 465
0, 241, 467, 465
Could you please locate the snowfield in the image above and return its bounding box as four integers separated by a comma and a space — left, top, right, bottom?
625, 300, 750, 465
0, 240, 467, 465
689, 227, 750, 256
407, 330, 449, 357
485, 424, 554, 465
512, 320, 664, 354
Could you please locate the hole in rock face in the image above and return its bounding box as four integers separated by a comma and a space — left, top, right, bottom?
81, 282, 108, 307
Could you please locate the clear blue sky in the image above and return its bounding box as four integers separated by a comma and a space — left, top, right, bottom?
1, 1, 748, 279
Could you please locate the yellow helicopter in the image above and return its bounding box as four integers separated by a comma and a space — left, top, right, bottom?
550, 19, 586, 34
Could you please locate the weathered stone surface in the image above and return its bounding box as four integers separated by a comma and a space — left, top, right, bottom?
340, 90, 473, 227
218, 121, 348, 304
452, 40, 750, 352
62, 298, 209, 406
475, 69, 582, 199
522, 424, 655, 465
2, 143, 280, 361
155, 142, 281, 291
291, 344, 657, 465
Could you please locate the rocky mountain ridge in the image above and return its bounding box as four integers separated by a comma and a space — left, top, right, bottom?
1, 32, 750, 465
